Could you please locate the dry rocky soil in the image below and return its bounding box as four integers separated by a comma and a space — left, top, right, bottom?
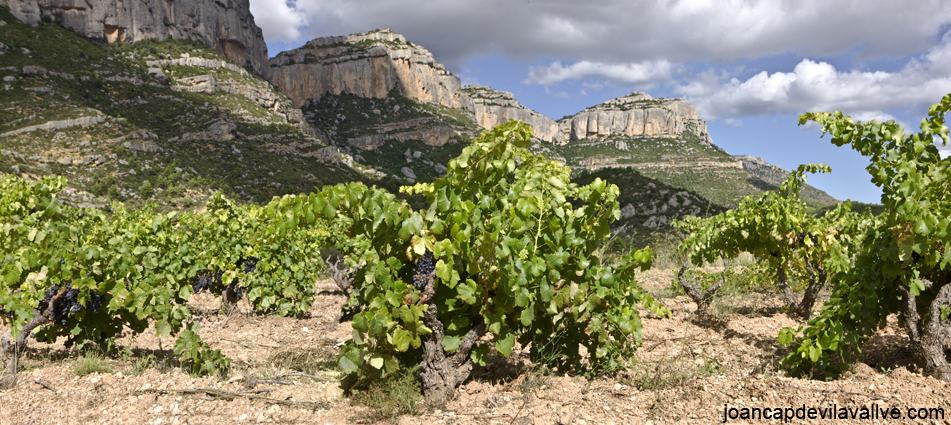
2, 269, 951, 424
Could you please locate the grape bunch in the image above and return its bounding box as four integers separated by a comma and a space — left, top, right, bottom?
89, 293, 103, 314
192, 270, 223, 293
44, 282, 83, 327
242, 257, 258, 273
413, 250, 436, 290
235, 285, 246, 299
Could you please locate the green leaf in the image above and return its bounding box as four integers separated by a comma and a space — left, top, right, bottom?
392, 329, 413, 352
520, 308, 534, 326
457, 281, 477, 304
442, 335, 462, 352
471, 344, 490, 366
496, 332, 515, 357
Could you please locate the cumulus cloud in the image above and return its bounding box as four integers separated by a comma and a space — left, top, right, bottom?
525, 60, 674, 87
250, 0, 307, 42
675, 35, 951, 121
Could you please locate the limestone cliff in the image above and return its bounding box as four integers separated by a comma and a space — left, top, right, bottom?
553, 92, 713, 145
462, 86, 558, 141
0, 0, 270, 78
458, 89, 714, 147
268, 29, 473, 111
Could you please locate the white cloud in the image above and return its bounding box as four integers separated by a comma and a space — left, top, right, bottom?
250, 0, 307, 42
525, 60, 674, 86
675, 36, 951, 120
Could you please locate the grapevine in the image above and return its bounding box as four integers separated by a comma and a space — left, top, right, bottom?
780, 93, 951, 380
269, 120, 669, 405
0, 174, 333, 387
674, 164, 869, 320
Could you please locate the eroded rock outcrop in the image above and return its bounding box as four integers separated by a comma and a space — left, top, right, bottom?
269, 29, 473, 111
463, 86, 557, 141
553, 92, 713, 145
457, 89, 714, 146
346, 118, 453, 150
0, 114, 105, 138
1, 0, 269, 77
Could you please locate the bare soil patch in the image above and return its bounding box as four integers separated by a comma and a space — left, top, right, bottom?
3, 272, 951, 424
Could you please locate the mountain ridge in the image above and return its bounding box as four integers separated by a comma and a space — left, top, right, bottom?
265, 28, 837, 208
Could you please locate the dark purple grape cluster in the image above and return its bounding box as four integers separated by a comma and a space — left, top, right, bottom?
413, 250, 436, 290
46, 282, 82, 327
89, 293, 102, 313
242, 257, 258, 273
40, 285, 58, 309
235, 285, 246, 299
192, 270, 223, 293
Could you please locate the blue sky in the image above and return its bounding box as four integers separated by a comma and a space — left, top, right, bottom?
251, 0, 951, 204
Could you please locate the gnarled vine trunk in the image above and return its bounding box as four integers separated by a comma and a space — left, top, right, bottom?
677, 262, 724, 321
899, 280, 951, 381
775, 256, 827, 320
0, 286, 65, 389
416, 273, 486, 406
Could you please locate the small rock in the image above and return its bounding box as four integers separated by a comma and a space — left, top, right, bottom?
2, 76, 13, 82
401, 167, 416, 179
119, 159, 129, 166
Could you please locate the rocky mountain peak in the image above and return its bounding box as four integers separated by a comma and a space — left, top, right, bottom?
463, 85, 558, 141
268, 29, 473, 112
592, 91, 655, 106
300, 28, 408, 49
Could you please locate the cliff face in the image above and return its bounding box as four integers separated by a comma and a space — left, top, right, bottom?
459, 88, 713, 147
0, 0, 270, 78
268, 29, 473, 111
462, 86, 558, 141
553, 92, 713, 145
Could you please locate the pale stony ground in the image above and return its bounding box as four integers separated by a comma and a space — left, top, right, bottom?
2, 270, 951, 425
